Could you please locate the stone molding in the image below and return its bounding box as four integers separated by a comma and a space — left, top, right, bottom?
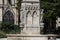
7, 34, 58, 37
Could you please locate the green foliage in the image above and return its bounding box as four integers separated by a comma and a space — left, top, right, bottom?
41, 0, 57, 19
41, 0, 58, 34
0, 23, 20, 34
41, 0, 60, 18
0, 31, 6, 38
0, 22, 21, 38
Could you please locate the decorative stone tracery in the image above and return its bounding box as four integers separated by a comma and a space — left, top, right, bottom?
25, 5, 39, 10
3, 11, 14, 24
20, 3, 41, 34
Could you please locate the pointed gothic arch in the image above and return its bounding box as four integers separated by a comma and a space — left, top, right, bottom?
3, 11, 14, 24
32, 11, 38, 17
26, 11, 31, 17
32, 11, 39, 27
26, 11, 32, 26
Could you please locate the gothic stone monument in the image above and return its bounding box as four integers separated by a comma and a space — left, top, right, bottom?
7, 0, 58, 40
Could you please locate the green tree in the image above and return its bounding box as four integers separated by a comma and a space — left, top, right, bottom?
41, 0, 57, 34
55, 0, 60, 34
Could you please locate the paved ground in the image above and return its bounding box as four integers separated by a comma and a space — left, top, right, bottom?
0, 38, 7, 40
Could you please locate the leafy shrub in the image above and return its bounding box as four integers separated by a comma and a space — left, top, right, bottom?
0, 22, 21, 34
0, 31, 7, 38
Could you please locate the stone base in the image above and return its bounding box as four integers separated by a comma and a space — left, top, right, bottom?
7, 34, 58, 40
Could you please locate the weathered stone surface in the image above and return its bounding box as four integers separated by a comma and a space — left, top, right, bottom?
7, 34, 58, 40
7, 0, 58, 40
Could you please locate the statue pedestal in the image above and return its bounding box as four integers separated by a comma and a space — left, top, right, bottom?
7, 34, 58, 40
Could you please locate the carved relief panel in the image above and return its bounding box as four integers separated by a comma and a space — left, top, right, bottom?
24, 5, 40, 27
20, 5, 40, 34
